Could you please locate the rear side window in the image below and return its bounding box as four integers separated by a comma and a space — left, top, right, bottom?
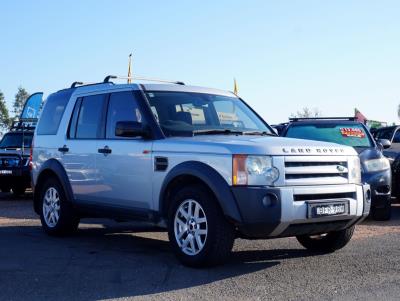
106, 91, 144, 139
37, 90, 72, 135
75, 94, 107, 139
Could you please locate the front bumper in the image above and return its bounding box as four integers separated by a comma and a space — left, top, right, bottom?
362, 169, 391, 209
0, 167, 31, 187
232, 183, 371, 238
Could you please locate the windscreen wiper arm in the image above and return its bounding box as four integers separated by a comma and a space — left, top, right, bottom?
243, 131, 276, 136
192, 129, 244, 136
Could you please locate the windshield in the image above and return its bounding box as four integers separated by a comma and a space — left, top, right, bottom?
146, 91, 273, 137
285, 123, 373, 148
0, 133, 33, 149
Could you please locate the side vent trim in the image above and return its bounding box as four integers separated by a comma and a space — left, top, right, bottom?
155, 157, 168, 172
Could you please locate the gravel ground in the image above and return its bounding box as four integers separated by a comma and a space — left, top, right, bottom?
0, 192, 400, 301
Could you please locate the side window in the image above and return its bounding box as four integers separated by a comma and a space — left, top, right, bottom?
75, 94, 107, 139
37, 90, 71, 135
68, 98, 82, 138
106, 91, 145, 139
393, 130, 400, 143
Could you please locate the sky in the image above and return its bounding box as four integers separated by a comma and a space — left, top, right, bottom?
1, 0, 400, 124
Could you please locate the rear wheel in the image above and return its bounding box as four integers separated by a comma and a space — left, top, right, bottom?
168, 185, 235, 267
296, 226, 355, 253
0, 186, 11, 193
39, 178, 80, 236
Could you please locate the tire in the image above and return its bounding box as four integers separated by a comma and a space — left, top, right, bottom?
296, 226, 355, 253
39, 177, 80, 236
12, 185, 26, 196
0, 186, 11, 193
372, 203, 392, 221
167, 184, 235, 267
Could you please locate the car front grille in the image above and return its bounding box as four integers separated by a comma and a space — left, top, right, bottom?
284, 156, 349, 186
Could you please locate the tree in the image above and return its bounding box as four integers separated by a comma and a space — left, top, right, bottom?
0, 91, 10, 135
291, 107, 322, 118
398, 104, 400, 120
13, 86, 30, 118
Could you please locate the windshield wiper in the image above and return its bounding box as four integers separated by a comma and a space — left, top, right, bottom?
192, 129, 244, 136
243, 131, 276, 136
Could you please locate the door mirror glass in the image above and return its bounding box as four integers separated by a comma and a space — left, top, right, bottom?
115, 121, 149, 138
377, 138, 391, 149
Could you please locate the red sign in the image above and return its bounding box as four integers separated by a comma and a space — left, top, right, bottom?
340, 128, 365, 138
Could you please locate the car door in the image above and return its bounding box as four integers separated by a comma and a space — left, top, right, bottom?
95, 90, 153, 210
61, 94, 107, 203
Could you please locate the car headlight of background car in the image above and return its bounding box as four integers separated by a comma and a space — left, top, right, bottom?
363, 157, 390, 172
233, 155, 279, 186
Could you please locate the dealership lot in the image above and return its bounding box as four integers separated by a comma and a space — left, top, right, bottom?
1, 193, 400, 301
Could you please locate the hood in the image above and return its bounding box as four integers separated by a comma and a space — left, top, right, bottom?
153, 135, 358, 156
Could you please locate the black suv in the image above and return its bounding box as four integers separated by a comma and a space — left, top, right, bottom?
0, 119, 35, 195
281, 117, 392, 220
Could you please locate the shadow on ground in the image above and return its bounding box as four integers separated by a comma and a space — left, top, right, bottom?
0, 223, 320, 300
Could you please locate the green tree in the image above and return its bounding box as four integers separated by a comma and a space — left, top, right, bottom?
13, 86, 30, 117
0, 90, 11, 135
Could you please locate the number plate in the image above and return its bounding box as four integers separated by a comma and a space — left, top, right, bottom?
308, 201, 349, 218
0, 170, 12, 175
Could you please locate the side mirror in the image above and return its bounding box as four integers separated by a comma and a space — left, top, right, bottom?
377, 138, 391, 149
115, 121, 150, 138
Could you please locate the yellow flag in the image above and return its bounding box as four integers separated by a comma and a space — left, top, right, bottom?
127, 53, 132, 84
233, 78, 238, 95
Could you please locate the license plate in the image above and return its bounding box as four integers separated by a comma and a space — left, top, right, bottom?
0, 170, 12, 175
308, 201, 349, 218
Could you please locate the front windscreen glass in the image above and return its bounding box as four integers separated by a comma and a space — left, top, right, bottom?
0, 133, 33, 149
146, 91, 272, 137
285, 123, 373, 148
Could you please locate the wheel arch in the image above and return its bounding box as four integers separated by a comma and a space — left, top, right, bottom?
159, 161, 242, 223
33, 159, 74, 214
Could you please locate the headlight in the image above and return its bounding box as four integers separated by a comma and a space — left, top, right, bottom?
233, 155, 279, 186
348, 156, 362, 184
364, 158, 390, 172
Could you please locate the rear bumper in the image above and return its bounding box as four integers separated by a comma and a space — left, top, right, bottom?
232, 183, 371, 238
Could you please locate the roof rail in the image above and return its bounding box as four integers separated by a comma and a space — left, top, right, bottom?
289, 117, 357, 122
103, 75, 185, 85
10, 118, 38, 131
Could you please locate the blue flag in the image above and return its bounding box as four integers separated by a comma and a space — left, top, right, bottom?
20, 92, 43, 119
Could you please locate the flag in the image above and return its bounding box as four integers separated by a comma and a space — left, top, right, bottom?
354, 108, 367, 124
233, 78, 238, 95
127, 53, 132, 84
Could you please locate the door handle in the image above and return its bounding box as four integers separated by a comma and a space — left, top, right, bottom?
58, 145, 69, 153
98, 145, 112, 155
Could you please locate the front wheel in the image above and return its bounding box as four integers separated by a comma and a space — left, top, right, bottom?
371, 203, 392, 221
39, 178, 80, 236
168, 185, 235, 267
296, 226, 355, 253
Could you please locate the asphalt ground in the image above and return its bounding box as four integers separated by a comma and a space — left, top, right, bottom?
0, 192, 400, 301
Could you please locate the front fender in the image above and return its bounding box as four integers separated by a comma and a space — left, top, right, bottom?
159, 161, 243, 223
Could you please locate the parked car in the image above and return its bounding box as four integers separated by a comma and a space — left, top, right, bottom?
31, 77, 370, 267
373, 125, 400, 199
282, 117, 391, 220
0, 120, 35, 195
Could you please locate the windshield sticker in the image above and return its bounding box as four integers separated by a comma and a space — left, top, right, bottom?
340, 128, 366, 138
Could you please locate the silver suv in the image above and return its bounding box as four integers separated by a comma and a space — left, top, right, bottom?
32, 76, 371, 267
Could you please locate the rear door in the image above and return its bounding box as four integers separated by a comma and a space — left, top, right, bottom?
62, 94, 107, 203
95, 90, 153, 210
